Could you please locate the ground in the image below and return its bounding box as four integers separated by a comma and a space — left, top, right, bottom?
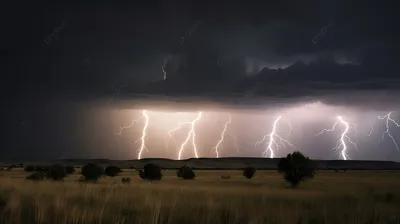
0, 168, 399, 224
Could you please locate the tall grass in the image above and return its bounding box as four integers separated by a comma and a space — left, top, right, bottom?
0, 170, 399, 224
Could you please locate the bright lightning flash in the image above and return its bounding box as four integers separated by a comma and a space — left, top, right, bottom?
177, 112, 203, 160
255, 116, 295, 158
212, 115, 232, 158
373, 112, 400, 150
116, 110, 149, 160
317, 116, 357, 160
165, 121, 191, 149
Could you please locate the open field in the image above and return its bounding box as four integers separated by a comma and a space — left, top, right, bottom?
0, 168, 399, 224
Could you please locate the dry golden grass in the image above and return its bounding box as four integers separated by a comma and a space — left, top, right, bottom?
0, 168, 399, 224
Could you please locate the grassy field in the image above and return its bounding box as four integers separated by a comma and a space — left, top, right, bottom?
0, 168, 399, 224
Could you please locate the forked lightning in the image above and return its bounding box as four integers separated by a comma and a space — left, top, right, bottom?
255, 116, 295, 158
211, 115, 232, 158
177, 112, 203, 160
116, 110, 149, 160
370, 112, 400, 150
317, 116, 357, 160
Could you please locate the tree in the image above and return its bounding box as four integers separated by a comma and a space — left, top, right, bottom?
46, 164, 67, 181
139, 163, 162, 181
177, 166, 196, 179
81, 163, 104, 182
65, 166, 75, 174
105, 166, 122, 177
277, 151, 316, 187
243, 167, 256, 179
24, 165, 35, 172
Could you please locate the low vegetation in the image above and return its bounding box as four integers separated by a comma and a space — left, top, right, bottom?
81, 163, 104, 182
105, 165, 123, 177
278, 151, 316, 187
0, 155, 399, 223
243, 167, 256, 179
177, 165, 196, 179
139, 163, 162, 181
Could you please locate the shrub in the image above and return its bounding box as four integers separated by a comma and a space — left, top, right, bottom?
24, 165, 35, 172
46, 164, 67, 181
122, 177, 131, 183
6, 167, 12, 171
20, 163, 23, 168
277, 151, 316, 187
65, 166, 75, 174
105, 166, 122, 177
243, 167, 256, 179
139, 163, 162, 181
221, 175, 231, 179
177, 166, 196, 179
81, 163, 104, 182
26, 172, 45, 181
35, 166, 50, 172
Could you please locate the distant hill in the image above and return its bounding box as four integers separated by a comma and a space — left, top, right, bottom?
48, 158, 400, 170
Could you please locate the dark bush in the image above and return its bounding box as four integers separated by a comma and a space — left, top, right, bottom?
26, 172, 45, 181
277, 151, 316, 187
20, 163, 23, 168
122, 177, 131, 183
105, 166, 122, 177
221, 175, 231, 179
243, 167, 256, 179
139, 163, 162, 181
35, 166, 50, 172
177, 166, 196, 179
81, 163, 104, 182
65, 166, 75, 174
46, 164, 67, 181
24, 165, 35, 172
6, 167, 12, 171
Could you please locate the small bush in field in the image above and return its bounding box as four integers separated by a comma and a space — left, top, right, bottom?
26, 172, 45, 181
177, 166, 196, 179
122, 177, 131, 183
65, 166, 75, 174
243, 167, 256, 179
81, 163, 104, 182
24, 165, 35, 172
46, 164, 67, 181
105, 166, 122, 177
277, 151, 316, 187
139, 163, 162, 181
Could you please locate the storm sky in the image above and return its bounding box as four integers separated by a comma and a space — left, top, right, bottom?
3, 0, 400, 161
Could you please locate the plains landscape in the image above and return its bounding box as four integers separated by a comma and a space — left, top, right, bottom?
0, 158, 399, 224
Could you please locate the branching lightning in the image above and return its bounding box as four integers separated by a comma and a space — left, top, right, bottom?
177, 112, 203, 160
255, 116, 295, 158
116, 110, 149, 160
371, 112, 400, 150
165, 121, 192, 149
212, 115, 232, 158
317, 116, 357, 160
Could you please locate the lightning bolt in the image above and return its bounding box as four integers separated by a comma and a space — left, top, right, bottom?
177, 112, 203, 160
165, 121, 192, 149
137, 110, 149, 160
212, 115, 232, 158
255, 116, 295, 158
230, 134, 240, 153
162, 56, 171, 80
373, 112, 400, 150
317, 116, 357, 160
116, 110, 149, 159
